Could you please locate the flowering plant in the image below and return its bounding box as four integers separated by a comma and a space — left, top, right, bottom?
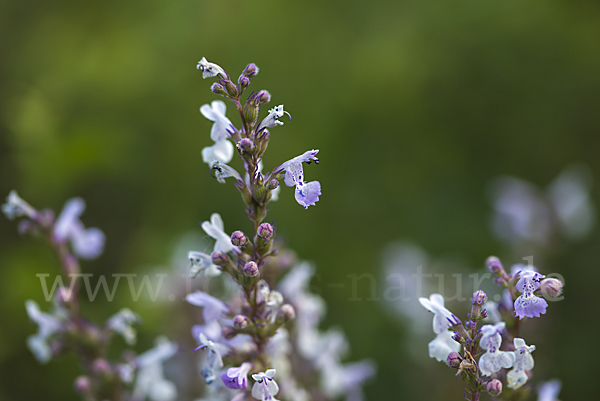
188, 57, 374, 401
419, 257, 564, 400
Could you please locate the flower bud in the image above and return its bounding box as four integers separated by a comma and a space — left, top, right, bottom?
540, 278, 563, 298
211, 82, 228, 97
277, 304, 296, 322
231, 231, 248, 247
243, 101, 259, 127
446, 352, 462, 368
233, 315, 250, 330
243, 261, 259, 277
238, 75, 250, 89
472, 290, 488, 306
256, 90, 271, 104
241, 63, 259, 78
486, 256, 504, 274
220, 78, 239, 98
212, 251, 231, 267
255, 129, 270, 158
257, 223, 274, 239
237, 138, 255, 154
267, 179, 279, 191
222, 326, 237, 340
486, 379, 503, 396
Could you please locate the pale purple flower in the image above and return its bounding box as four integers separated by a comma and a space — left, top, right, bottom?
197, 57, 227, 79
507, 338, 536, 389
54, 198, 105, 259
251, 369, 279, 401
200, 100, 234, 165
202, 213, 234, 253
188, 251, 221, 277
257, 105, 290, 132
274, 150, 321, 209
2, 190, 38, 220
514, 271, 548, 319
221, 362, 252, 390
193, 333, 225, 384
186, 291, 228, 323
537, 379, 561, 401
419, 294, 461, 362
25, 300, 62, 363
106, 308, 141, 345
133, 337, 178, 401
478, 322, 515, 376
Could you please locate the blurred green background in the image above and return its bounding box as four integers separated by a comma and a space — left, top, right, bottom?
1, 0, 599, 399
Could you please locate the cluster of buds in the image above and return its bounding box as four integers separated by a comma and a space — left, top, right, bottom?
419, 256, 564, 400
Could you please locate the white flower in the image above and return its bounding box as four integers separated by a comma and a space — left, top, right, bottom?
252, 369, 279, 401
478, 322, 515, 376
106, 308, 141, 345
196, 57, 226, 79
185, 291, 228, 323
419, 294, 461, 361
187, 251, 221, 277
257, 105, 290, 131
507, 338, 536, 389
201, 213, 234, 253
133, 337, 178, 401
2, 190, 38, 220
200, 100, 234, 165
25, 300, 62, 363
54, 198, 105, 259
258, 280, 283, 307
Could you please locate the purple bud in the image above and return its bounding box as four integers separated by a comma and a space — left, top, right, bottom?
472, 290, 488, 306
233, 315, 250, 330
452, 332, 462, 342
256, 90, 271, 104
486, 379, 503, 396
231, 231, 248, 247
446, 352, 462, 368
267, 179, 279, 191
486, 256, 504, 274
212, 251, 230, 267
257, 223, 274, 239
480, 309, 488, 319
540, 278, 563, 298
238, 138, 255, 154
243, 261, 259, 277
211, 82, 227, 96
242, 63, 259, 78
238, 75, 250, 88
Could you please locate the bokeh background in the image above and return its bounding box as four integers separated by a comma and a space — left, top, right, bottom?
1, 0, 599, 399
